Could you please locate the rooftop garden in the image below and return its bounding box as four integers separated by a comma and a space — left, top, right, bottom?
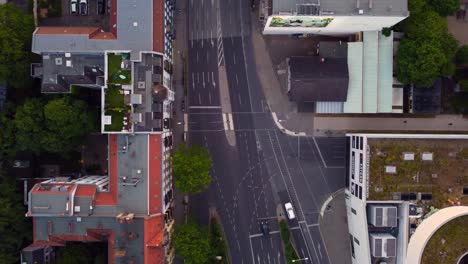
421, 216, 468, 264
107, 53, 131, 84
104, 85, 129, 132
368, 139, 468, 208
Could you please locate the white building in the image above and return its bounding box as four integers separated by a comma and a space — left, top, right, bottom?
345, 133, 468, 264
263, 0, 408, 36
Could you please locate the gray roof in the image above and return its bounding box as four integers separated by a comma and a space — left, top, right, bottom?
38, 53, 104, 93
273, 0, 408, 16
32, 0, 154, 53
288, 56, 349, 102
318, 41, 348, 58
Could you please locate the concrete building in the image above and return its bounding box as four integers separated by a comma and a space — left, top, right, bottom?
22, 0, 176, 263
344, 133, 468, 264
263, 0, 408, 36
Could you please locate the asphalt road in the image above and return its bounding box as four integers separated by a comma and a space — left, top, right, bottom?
187, 1, 346, 263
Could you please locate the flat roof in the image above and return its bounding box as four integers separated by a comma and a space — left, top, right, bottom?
367, 138, 468, 207
32, 0, 164, 53
272, 0, 408, 16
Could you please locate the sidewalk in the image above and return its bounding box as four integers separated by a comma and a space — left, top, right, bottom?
318, 190, 352, 264
172, 0, 188, 263
249, 10, 316, 135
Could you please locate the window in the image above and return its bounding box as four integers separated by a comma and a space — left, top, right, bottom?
359, 137, 364, 150
356, 137, 359, 149
354, 237, 360, 246
355, 184, 359, 198
352, 136, 355, 148
351, 208, 357, 215
358, 186, 363, 199
349, 234, 355, 258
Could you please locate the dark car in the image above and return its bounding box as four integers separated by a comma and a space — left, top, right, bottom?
260, 221, 269, 236
97, 0, 105, 14
79, 0, 87, 15
181, 99, 185, 112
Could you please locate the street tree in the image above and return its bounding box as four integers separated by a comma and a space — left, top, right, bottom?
456, 45, 468, 65
42, 98, 95, 154
172, 144, 213, 194
0, 103, 17, 160
396, 9, 459, 86
426, 0, 459, 17
173, 222, 211, 264
0, 171, 31, 263
14, 98, 46, 154
441, 62, 456, 78
0, 4, 35, 89
56, 243, 91, 264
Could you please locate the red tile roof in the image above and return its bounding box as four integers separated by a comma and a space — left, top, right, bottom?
153, 0, 164, 52
75, 185, 97, 197
148, 134, 162, 215
144, 216, 165, 264
36, 27, 100, 35
95, 134, 118, 206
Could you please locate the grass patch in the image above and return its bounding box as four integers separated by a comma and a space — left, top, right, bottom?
421, 216, 468, 264
107, 54, 131, 84
104, 110, 124, 132
209, 218, 229, 264
279, 220, 299, 264
105, 85, 124, 110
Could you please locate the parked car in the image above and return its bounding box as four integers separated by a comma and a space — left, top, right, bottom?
70, 0, 78, 14
97, 0, 105, 14
79, 0, 87, 15
284, 202, 296, 220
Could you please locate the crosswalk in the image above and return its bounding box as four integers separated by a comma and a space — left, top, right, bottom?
216, 3, 224, 66
222, 113, 234, 130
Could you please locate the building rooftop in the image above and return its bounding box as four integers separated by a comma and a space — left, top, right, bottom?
272, 0, 408, 16
288, 56, 349, 102
32, 53, 105, 93
367, 138, 468, 207
31, 0, 165, 53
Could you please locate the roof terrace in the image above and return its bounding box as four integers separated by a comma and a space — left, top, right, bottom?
367, 138, 468, 208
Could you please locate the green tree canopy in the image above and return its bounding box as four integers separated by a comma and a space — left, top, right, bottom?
172, 144, 212, 194
56, 243, 91, 264
0, 172, 31, 263
0, 4, 35, 89
441, 62, 456, 78
14, 98, 45, 154
173, 222, 211, 264
456, 45, 468, 65
0, 103, 17, 159
42, 98, 95, 154
426, 0, 459, 17
396, 9, 459, 86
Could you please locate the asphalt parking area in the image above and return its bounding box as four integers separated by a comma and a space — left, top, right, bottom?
41, 0, 110, 30
249, 232, 284, 264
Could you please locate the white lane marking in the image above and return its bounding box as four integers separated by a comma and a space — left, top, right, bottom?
249, 230, 280, 238
236, 74, 239, 85
233, 52, 236, 64
202, 72, 206, 88
198, 93, 202, 104
222, 113, 229, 131
238, 94, 243, 105
237, 239, 241, 252
189, 105, 221, 109
212, 71, 216, 87
312, 137, 328, 168
267, 253, 271, 264
208, 91, 212, 104
192, 73, 195, 90
249, 236, 256, 264
307, 223, 319, 227
228, 113, 234, 130
184, 113, 188, 132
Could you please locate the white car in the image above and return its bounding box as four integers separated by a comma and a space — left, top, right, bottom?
285, 202, 296, 220
70, 0, 77, 14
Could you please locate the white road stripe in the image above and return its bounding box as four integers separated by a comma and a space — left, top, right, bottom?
189, 106, 221, 109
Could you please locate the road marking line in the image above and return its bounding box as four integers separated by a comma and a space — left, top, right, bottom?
249, 230, 280, 238
238, 94, 242, 105
236, 74, 239, 85
228, 113, 234, 130
249, 237, 256, 264
189, 105, 221, 109
307, 223, 319, 227
222, 113, 229, 131
184, 114, 188, 132
202, 72, 206, 88
198, 94, 202, 104
208, 91, 212, 104
233, 53, 236, 64
312, 137, 328, 168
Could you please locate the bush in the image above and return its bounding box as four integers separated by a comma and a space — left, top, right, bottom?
459, 80, 468, 92
382, 27, 392, 37
456, 45, 468, 65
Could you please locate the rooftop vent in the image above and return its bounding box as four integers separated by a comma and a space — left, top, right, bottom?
403, 152, 414, 161
368, 205, 397, 227
370, 234, 396, 258
133, 22, 138, 27
422, 152, 433, 161
385, 165, 396, 174
55, 57, 63, 65
358, 9, 364, 15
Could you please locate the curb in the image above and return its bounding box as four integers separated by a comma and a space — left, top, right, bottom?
271, 112, 307, 137
319, 188, 345, 218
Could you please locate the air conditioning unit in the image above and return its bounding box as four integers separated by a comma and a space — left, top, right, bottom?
368, 205, 397, 227
370, 234, 396, 258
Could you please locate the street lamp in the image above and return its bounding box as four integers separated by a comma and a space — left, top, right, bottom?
292, 257, 309, 262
